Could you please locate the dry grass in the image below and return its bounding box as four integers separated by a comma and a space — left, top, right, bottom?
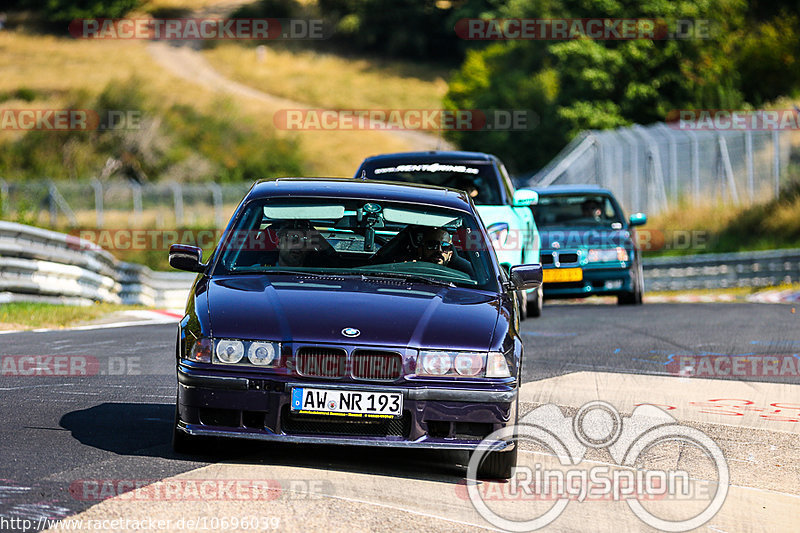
0, 302, 141, 330
202, 43, 449, 111
645, 181, 800, 255
0, 30, 422, 177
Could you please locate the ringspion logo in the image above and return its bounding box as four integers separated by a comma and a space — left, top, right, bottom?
466, 401, 728, 531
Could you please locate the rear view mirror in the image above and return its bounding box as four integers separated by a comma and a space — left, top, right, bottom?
629, 213, 647, 226
512, 189, 539, 207
169, 244, 205, 273
509, 264, 543, 290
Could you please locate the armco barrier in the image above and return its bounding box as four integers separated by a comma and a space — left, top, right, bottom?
0, 221, 196, 308
643, 249, 800, 291
2, 222, 799, 305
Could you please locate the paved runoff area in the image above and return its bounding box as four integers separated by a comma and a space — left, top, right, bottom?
0, 302, 797, 532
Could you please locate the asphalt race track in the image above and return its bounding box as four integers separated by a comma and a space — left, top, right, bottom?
0, 302, 797, 532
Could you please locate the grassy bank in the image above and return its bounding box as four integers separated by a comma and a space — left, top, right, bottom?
643, 178, 800, 257
0, 302, 141, 330
202, 43, 449, 111
0, 29, 427, 179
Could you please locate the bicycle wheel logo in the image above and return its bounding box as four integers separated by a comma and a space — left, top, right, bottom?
466, 401, 729, 532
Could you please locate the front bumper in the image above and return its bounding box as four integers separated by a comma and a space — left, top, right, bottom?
542, 265, 635, 299
176, 366, 517, 451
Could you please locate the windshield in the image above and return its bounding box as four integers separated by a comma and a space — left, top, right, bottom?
213, 197, 498, 290
358, 162, 502, 205
532, 194, 623, 228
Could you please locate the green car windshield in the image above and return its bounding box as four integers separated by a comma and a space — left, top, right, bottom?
532, 194, 623, 228
214, 198, 498, 290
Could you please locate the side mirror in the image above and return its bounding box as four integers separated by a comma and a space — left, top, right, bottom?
509, 264, 543, 291
629, 213, 647, 226
512, 189, 539, 207
169, 244, 205, 273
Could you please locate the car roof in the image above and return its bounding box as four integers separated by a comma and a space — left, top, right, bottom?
359, 151, 496, 164
532, 184, 614, 195
247, 177, 472, 211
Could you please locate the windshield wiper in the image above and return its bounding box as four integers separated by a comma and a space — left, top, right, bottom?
359, 272, 455, 287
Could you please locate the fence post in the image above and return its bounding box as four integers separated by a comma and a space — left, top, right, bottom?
132, 183, 143, 225
772, 130, 781, 196
658, 123, 679, 205
91, 178, 104, 228
208, 182, 223, 229
717, 135, 740, 204
685, 130, 701, 201
47, 181, 78, 227
745, 130, 754, 202
618, 128, 640, 213
171, 183, 184, 227
634, 125, 669, 213
0, 178, 7, 218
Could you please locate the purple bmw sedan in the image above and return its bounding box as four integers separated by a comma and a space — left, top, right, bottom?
168, 178, 541, 478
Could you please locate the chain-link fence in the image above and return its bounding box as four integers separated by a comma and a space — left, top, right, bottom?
0, 179, 252, 229
525, 123, 797, 216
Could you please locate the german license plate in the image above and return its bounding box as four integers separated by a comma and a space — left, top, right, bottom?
543, 267, 583, 283
290, 388, 403, 419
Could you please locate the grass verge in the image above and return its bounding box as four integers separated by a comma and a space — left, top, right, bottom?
202, 43, 449, 112
0, 302, 143, 331
643, 179, 800, 257
0, 29, 421, 178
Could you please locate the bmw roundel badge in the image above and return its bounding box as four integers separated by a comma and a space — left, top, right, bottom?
342, 327, 361, 338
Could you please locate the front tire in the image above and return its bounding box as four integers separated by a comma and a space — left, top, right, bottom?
527, 286, 543, 317
618, 262, 644, 305
172, 401, 197, 454
517, 290, 528, 321
476, 445, 518, 480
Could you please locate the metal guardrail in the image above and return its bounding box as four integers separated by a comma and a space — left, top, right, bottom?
0, 221, 196, 308
643, 249, 800, 291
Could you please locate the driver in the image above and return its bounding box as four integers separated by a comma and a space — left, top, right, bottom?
581, 199, 603, 221
410, 227, 453, 266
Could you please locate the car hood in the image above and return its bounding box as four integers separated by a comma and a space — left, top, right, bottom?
205, 276, 501, 351
539, 227, 632, 249
475, 205, 516, 228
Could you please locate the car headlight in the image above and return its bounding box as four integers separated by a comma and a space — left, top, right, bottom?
208, 339, 281, 367
487, 222, 510, 248
417, 351, 502, 378
419, 351, 453, 376
215, 339, 245, 364
454, 353, 484, 376
586, 247, 628, 263
247, 341, 277, 366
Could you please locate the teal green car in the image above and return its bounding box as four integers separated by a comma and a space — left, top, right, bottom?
354, 151, 543, 317
531, 185, 647, 305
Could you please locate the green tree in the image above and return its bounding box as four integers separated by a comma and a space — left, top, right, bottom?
443, 0, 787, 174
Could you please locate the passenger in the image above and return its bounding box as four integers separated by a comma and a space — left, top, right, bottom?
275, 222, 315, 267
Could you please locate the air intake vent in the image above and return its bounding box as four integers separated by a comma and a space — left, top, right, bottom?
351, 351, 403, 380
296, 347, 347, 378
